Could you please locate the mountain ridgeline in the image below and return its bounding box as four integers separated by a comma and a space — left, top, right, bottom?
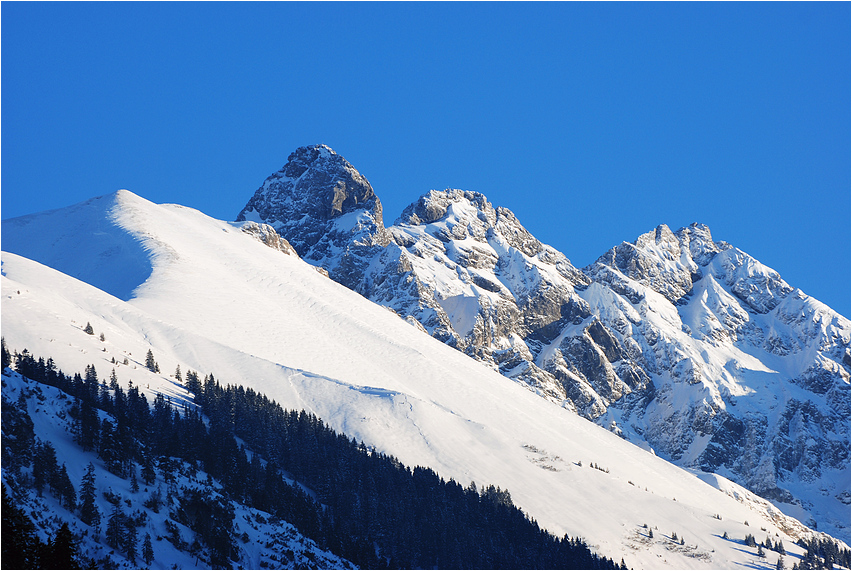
237, 144, 851, 541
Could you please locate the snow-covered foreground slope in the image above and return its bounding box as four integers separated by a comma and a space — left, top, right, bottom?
2, 369, 356, 570
1, 190, 844, 568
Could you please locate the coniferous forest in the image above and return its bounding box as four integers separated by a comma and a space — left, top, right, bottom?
2, 342, 625, 570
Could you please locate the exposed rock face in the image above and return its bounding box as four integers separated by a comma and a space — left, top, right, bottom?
238, 145, 851, 542
238, 221, 297, 256
236, 145, 389, 289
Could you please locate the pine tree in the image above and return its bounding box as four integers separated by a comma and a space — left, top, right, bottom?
142, 533, 154, 566
124, 520, 138, 562
84, 322, 94, 335
185, 370, 202, 399
83, 364, 99, 401
56, 463, 77, 511
1, 336, 10, 369
141, 452, 156, 486
776, 555, 785, 569
33, 440, 59, 495
2, 484, 43, 569
174, 364, 182, 382
4, 391, 35, 472
130, 465, 140, 493
77, 398, 100, 451
100, 419, 123, 475
79, 463, 101, 531
145, 349, 159, 373
106, 503, 124, 550
758, 544, 766, 558
44, 522, 79, 569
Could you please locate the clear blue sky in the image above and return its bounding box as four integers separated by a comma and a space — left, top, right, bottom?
2, 2, 849, 317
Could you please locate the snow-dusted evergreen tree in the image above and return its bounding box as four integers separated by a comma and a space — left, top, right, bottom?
55, 463, 76, 511
145, 349, 159, 373
83, 322, 94, 335
106, 503, 124, 550
142, 533, 154, 566
78, 462, 100, 531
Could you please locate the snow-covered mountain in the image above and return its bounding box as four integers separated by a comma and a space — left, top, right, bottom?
236, 144, 851, 543
3, 188, 846, 568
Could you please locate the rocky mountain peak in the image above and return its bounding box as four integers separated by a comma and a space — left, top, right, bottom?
395, 189, 496, 227
235, 145, 389, 289
232, 148, 849, 540
238, 144, 382, 228
675, 223, 731, 266
588, 222, 739, 304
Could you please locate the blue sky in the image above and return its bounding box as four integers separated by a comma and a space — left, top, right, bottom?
2, 2, 849, 317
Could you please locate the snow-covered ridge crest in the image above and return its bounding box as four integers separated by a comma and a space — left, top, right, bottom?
1, 190, 155, 301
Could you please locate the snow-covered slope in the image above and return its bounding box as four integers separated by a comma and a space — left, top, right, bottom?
2, 369, 355, 570
2, 189, 843, 568
236, 145, 850, 543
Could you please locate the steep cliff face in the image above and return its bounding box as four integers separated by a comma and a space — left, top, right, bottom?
237, 146, 851, 541
236, 144, 389, 289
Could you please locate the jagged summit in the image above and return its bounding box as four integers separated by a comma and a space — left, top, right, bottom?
395, 189, 495, 226
237, 144, 381, 226
236, 145, 389, 288
587, 221, 795, 313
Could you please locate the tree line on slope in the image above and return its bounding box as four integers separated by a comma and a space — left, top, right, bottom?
2, 340, 624, 570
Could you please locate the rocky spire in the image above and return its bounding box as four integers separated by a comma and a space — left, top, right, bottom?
236, 145, 389, 288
